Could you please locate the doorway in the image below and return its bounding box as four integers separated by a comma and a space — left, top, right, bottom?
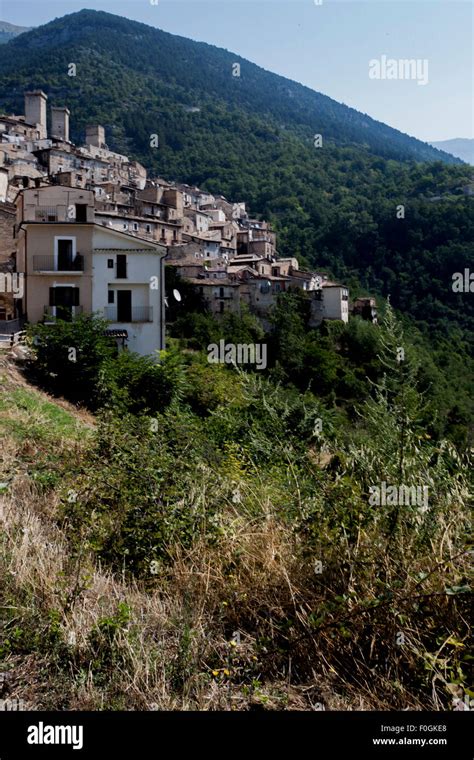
117, 290, 132, 322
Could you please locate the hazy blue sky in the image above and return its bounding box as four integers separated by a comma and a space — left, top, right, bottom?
1, 0, 472, 142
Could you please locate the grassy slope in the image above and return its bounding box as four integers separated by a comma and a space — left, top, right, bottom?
1, 350, 471, 712
0, 356, 352, 710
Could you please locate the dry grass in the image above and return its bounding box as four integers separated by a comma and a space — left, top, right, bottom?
2, 475, 469, 711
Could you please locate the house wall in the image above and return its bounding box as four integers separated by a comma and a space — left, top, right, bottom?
22, 223, 94, 323
22, 186, 95, 223
0, 204, 15, 263
0, 170, 8, 203
0, 204, 16, 320
96, 214, 159, 242
195, 213, 209, 233
200, 283, 240, 317
92, 228, 165, 356
248, 240, 274, 258
322, 286, 349, 322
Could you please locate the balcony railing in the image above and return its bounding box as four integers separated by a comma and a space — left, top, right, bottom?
104, 306, 153, 323
44, 305, 83, 320
214, 292, 234, 300
34, 206, 59, 222
33, 254, 85, 272
32, 206, 90, 223
250, 233, 274, 243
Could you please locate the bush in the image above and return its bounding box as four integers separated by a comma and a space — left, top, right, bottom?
100, 344, 186, 415
27, 314, 114, 408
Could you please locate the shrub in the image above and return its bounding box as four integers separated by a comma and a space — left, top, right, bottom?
27, 314, 114, 407
99, 344, 186, 415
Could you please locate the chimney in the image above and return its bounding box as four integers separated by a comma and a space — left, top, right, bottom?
51, 106, 70, 142
24, 91, 48, 139
85, 125, 106, 149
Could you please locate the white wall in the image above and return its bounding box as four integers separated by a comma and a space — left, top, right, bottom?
207, 208, 226, 223
322, 286, 349, 322
92, 228, 165, 356
195, 213, 210, 233
0, 171, 8, 202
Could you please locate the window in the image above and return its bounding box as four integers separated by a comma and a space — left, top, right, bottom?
219, 287, 224, 299
49, 286, 79, 321
75, 204, 87, 222
116, 254, 127, 279
123, 223, 128, 230
107, 259, 114, 269
133, 222, 139, 232
108, 290, 114, 304
146, 224, 151, 233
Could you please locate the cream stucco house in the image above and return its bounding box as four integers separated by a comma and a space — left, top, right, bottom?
15, 185, 167, 356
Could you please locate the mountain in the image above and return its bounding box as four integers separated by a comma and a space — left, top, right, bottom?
0, 10, 472, 353
429, 138, 474, 166
0, 10, 460, 165
0, 21, 31, 44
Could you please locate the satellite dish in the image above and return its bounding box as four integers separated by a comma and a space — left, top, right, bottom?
173, 289, 182, 302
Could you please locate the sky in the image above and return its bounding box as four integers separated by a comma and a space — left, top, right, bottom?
0, 0, 472, 142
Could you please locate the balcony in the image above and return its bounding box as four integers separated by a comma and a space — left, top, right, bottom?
214, 292, 234, 300
44, 305, 83, 321
34, 206, 59, 222
33, 254, 85, 273
32, 205, 90, 223
250, 233, 273, 243
104, 306, 153, 323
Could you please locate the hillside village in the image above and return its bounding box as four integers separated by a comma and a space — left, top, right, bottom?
0, 15, 471, 723
0, 91, 377, 355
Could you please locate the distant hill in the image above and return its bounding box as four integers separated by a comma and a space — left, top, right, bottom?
0, 21, 31, 44
429, 138, 474, 166
0, 10, 460, 165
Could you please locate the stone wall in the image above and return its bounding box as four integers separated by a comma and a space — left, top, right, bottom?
0, 204, 16, 319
